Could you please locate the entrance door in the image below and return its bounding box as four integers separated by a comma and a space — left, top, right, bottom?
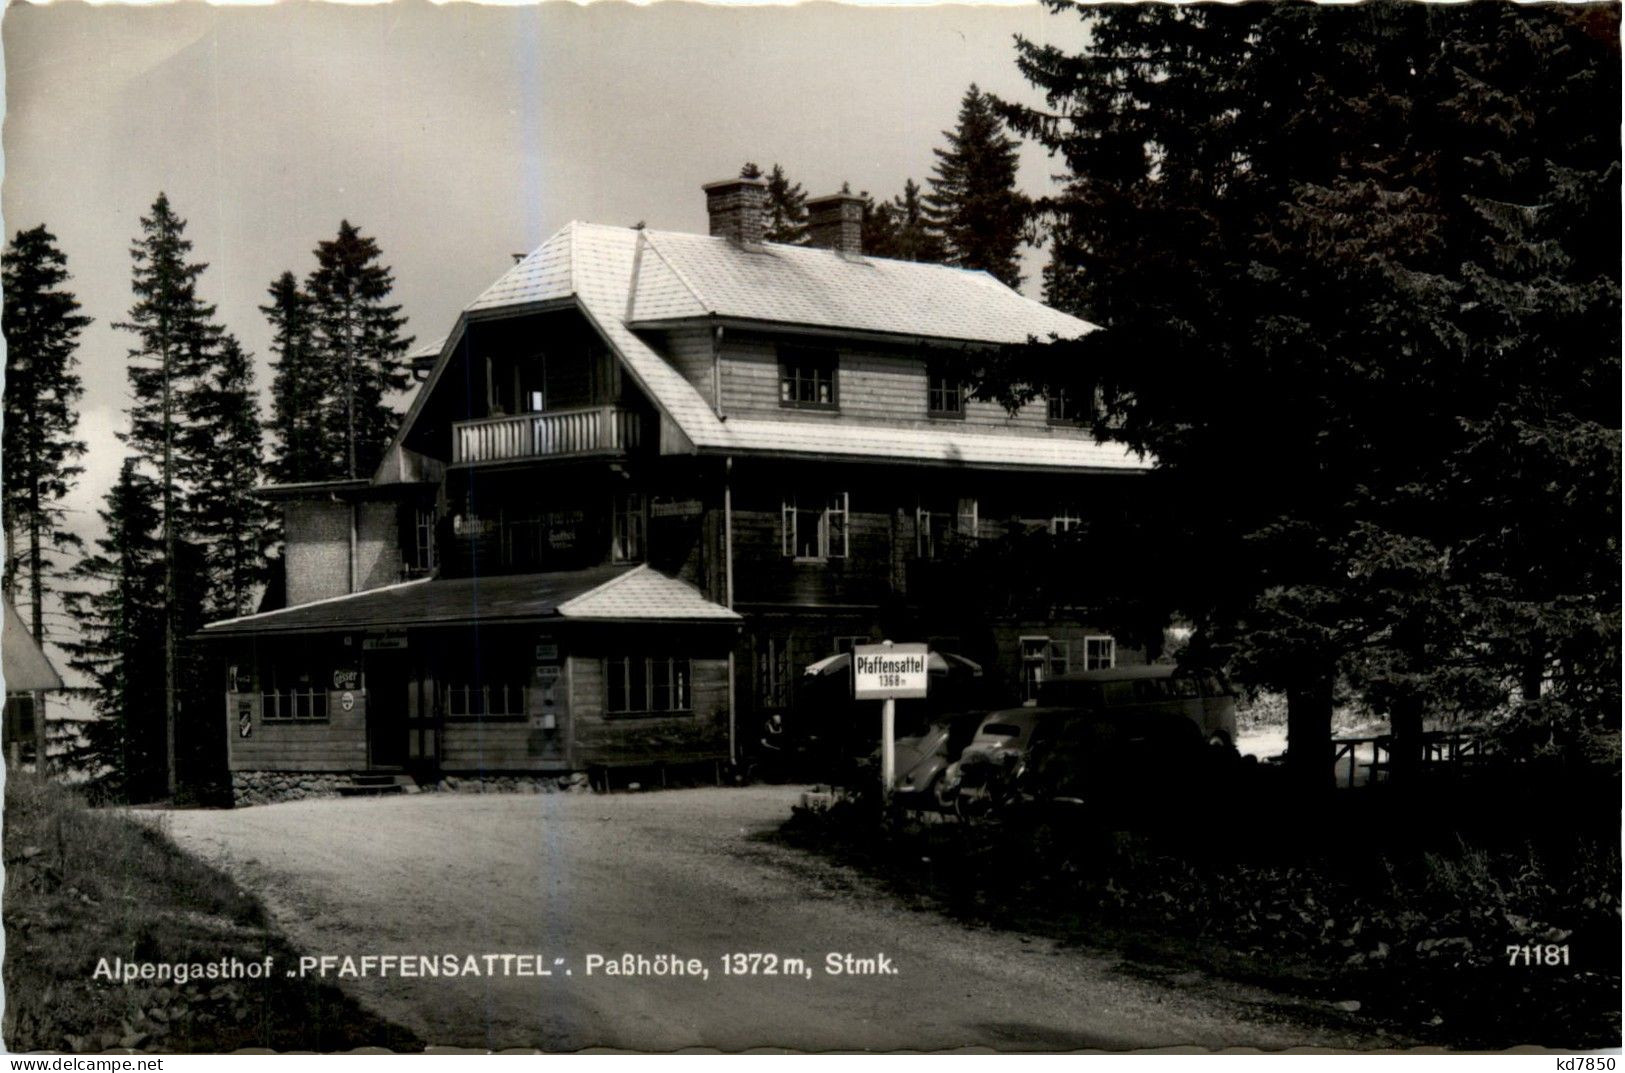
365, 652, 410, 768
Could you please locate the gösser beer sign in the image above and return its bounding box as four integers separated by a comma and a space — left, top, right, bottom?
852, 643, 929, 699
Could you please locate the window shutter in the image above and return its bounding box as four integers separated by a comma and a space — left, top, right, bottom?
781, 498, 795, 557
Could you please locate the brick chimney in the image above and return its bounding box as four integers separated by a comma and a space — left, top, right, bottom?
703, 177, 769, 246
805, 192, 865, 255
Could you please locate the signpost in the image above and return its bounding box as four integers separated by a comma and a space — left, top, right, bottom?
852, 642, 929, 802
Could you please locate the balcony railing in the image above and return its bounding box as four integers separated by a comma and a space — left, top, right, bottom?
452, 405, 642, 465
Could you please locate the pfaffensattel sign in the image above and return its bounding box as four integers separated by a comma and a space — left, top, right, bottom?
852, 643, 930, 699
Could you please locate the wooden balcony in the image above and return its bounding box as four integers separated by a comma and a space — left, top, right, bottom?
452, 405, 643, 465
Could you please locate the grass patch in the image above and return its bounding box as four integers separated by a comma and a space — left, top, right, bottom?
3, 770, 422, 1053
781, 772, 1621, 1050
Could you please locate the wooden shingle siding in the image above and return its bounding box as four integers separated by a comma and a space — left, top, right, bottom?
227, 690, 368, 772
568, 654, 730, 766
440, 723, 568, 772
660, 327, 717, 408
715, 336, 1070, 433
729, 507, 893, 607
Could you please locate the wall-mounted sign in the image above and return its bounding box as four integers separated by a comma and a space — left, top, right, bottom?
333, 668, 360, 691
651, 498, 703, 518
363, 634, 408, 651
237, 700, 254, 738
853, 643, 930, 700
340, 691, 356, 712
535, 643, 560, 661
536, 663, 562, 682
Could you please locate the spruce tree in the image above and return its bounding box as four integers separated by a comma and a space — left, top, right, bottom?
987, 1, 1620, 790
262, 271, 328, 484
3, 225, 90, 769
307, 221, 413, 479
865, 179, 945, 263
61, 461, 166, 796
114, 193, 222, 797
183, 333, 268, 619
763, 164, 808, 244
925, 85, 1030, 287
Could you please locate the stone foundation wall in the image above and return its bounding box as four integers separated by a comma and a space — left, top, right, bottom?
230, 770, 592, 806
231, 771, 349, 807
422, 773, 589, 795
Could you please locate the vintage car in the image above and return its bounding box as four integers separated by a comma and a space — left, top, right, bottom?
1036, 664, 1239, 749
942, 703, 1225, 820
939, 708, 1061, 818
887, 711, 986, 810
1018, 707, 1215, 819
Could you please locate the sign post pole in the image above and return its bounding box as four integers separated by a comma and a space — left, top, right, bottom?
851, 641, 930, 811
881, 696, 896, 804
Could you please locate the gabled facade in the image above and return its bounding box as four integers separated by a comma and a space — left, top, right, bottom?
203, 177, 1153, 799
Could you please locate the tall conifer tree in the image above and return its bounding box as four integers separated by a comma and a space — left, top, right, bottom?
114, 193, 221, 796
183, 333, 268, 619
987, 1, 1620, 789
262, 271, 327, 484
3, 225, 90, 768
307, 221, 412, 479
925, 85, 1030, 287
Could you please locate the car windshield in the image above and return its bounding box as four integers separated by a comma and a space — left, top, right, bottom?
979, 723, 1022, 738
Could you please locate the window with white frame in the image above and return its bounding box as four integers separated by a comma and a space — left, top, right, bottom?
445, 677, 527, 720
1084, 636, 1116, 670
782, 492, 849, 560
611, 492, 646, 563
260, 661, 329, 723
917, 496, 978, 558
1050, 506, 1082, 534
607, 655, 692, 716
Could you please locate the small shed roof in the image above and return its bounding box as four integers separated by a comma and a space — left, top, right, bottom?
200, 565, 740, 638
3, 597, 64, 693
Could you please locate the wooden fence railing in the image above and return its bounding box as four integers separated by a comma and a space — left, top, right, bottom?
452, 405, 642, 464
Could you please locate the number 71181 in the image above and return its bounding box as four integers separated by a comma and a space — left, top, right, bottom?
1507, 944, 1570, 966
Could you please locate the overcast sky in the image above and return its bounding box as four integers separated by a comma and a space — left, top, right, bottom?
2, 0, 1088, 654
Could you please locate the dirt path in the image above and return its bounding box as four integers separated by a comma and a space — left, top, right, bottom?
154, 787, 1387, 1052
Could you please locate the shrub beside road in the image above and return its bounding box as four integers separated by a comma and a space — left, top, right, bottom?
2, 772, 419, 1052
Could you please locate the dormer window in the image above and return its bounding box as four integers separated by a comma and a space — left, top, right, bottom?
779, 347, 838, 410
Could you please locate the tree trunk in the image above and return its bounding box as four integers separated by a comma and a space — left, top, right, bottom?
28, 459, 49, 775
1520, 633, 1546, 705
162, 334, 178, 801
1285, 671, 1335, 798
1388, 691, 1425, 787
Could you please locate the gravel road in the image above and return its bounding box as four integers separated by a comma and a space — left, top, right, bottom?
155, 787, 1384, 1052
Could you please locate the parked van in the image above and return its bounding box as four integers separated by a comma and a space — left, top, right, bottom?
1036, 664, 1239, 747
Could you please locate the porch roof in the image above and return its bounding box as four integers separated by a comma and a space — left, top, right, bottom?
200, 565, 741, 638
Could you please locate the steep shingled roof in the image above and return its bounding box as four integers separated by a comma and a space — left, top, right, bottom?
390, 221, 1148, 473
628, 228, 1094, 344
